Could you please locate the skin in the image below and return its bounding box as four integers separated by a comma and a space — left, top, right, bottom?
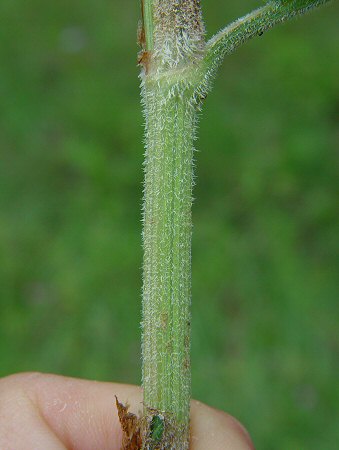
0, 372, 254, 450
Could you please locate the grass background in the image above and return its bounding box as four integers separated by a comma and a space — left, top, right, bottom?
0, 0, 338, 448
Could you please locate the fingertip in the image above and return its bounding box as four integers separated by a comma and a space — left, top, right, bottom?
191, 400, 255, 450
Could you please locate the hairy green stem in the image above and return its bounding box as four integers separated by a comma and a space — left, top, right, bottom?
142, 77, 197, 448
140, 2, 205, 448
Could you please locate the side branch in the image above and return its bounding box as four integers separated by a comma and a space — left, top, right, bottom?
203, 0, 331, 80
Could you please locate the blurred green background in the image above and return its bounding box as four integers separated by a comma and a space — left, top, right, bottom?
0, 0, 338, 448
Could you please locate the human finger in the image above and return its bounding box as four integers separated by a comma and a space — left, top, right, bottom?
0, 372, 254, 450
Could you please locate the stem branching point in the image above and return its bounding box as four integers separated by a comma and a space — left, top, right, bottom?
137, 1, 331, 448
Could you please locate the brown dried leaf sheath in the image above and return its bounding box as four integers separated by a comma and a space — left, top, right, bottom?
115, 397, 142, 450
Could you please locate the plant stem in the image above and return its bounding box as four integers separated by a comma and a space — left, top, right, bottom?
141, 75, 198, 448
140, 2, 205, 448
